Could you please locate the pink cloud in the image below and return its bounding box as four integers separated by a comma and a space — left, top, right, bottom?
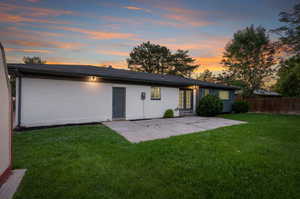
124, 6, 143, 10
0, 2, 73, 17
150, 4, 213, 27
163, 14, 212, 27
159, 36, 229, 54
50, 41, 85, 50
5, 39, 85, 50
0, 27, 65, 50
26, 0, 40, 2
159, 6, 213, 27
102, 15, 203, 28
5, 40, 52, 48
102, 1, 212, 28
102, 16, 145, 26
0, 13, 72, 25
52, 26, 136, 40
5, 48, 52, 53
8, 27, 64, 37
123, 6, 151, 13
164, 7, 199, 15
97, 49, 128, 56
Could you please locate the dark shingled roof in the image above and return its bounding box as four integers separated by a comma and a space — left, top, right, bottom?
254, 89, 281, 96
8, 63, 239, 89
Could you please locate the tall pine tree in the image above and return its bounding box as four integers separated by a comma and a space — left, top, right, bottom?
127, 41, 199, 77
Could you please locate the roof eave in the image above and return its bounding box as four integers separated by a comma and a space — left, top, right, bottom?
8, 64, 239, 89
10, 67, 194, 87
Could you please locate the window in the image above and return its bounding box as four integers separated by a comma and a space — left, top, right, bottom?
185, 90, 192, 109
204, 88, 210, 96
219, 90, 229, 100
179, 90, 184, 109
151, 87, 161, 100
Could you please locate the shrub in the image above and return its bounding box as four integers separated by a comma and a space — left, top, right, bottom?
163, 109, 174, 118
196, 95, 223, 116
232, 101, 249, 113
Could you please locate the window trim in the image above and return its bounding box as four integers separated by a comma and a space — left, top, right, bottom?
218, 90, 230, 100
204, 88, 210, 96
151, 87, 161, 100
179, 90, 185, 109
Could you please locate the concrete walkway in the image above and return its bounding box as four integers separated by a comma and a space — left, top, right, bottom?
103, 116, 246, 143
0, 169, 26, 199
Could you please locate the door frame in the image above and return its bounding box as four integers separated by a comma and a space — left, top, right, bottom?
112, 87, 126, 120
179, 88, 193, 112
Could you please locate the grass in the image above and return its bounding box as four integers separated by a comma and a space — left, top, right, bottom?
13, 113, 300, 199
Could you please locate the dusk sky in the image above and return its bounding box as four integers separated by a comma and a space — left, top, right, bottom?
0, 0, 297, 74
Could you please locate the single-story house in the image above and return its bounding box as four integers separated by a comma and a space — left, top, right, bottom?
8, 64, 238, 128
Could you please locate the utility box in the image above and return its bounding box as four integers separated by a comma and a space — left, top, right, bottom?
141, 92, 146, 100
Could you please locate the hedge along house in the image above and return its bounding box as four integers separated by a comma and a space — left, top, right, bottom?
8, 63, 238, 128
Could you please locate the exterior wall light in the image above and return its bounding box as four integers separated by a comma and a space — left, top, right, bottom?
90, 76, 97, 81
188, 85, 197, 90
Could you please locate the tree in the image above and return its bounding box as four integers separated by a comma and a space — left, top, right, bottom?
196, 69, 216, 82
216, 72, 247, 89
23, 56, 46, 64
127, 41, 199, 77
275, 55, 300, 96
272, 3, 300, 55
169, 50, 199, 77
221, 25, 277, 96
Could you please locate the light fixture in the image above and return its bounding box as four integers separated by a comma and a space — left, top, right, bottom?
90, 76, 97, 81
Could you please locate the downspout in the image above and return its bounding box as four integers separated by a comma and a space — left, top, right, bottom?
17, 76, 22, 128
195, 85, 199, 110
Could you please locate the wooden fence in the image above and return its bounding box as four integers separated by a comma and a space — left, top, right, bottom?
237, 97, 300, 114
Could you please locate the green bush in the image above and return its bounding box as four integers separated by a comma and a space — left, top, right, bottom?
232, 101, 249, 113
163, 109, 174, 118
196, 95, 223, 116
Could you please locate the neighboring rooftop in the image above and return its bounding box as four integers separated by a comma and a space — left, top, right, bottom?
254, 89, 281, 96
8, 63, 238, 90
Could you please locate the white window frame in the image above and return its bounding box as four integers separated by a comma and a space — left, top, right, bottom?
179, 90, 184, 109
219, 90, 230, 100
204, 88, 210, 96
151, 87, 161, 100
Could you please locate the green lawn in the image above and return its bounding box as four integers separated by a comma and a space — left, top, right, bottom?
13, 114, 300, 199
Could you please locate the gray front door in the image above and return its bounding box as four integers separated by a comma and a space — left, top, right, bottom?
112, 87, 126, 119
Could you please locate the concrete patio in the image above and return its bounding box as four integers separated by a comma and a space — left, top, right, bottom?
103, 116, 246, 143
